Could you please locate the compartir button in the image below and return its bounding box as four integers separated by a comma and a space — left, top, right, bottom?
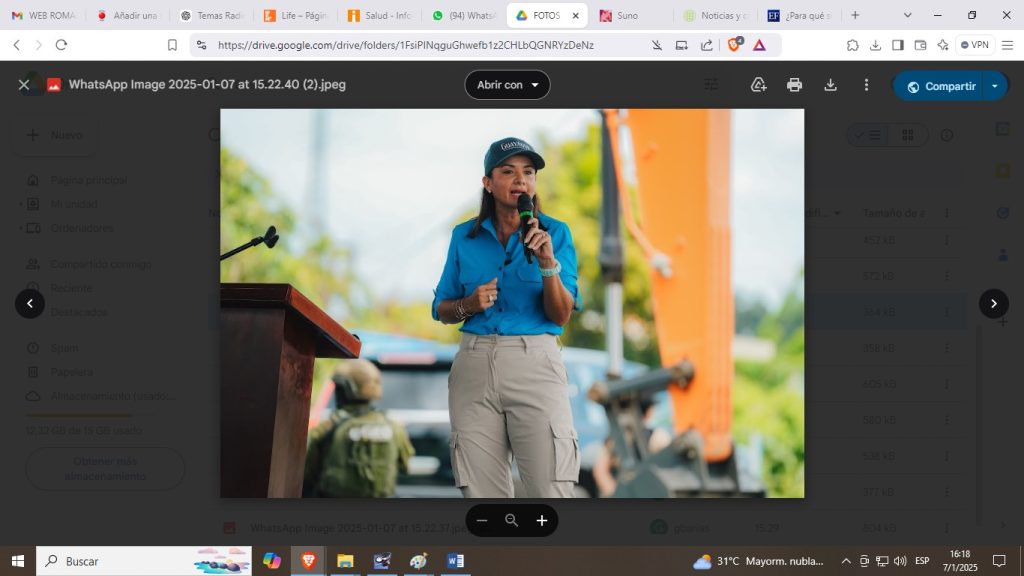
466, 70, 551, 100
979, 289, 1009, 319
15, 288, 45, 319
893, 70, 1008, 101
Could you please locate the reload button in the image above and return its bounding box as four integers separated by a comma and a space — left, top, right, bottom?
466, 70, 551, 100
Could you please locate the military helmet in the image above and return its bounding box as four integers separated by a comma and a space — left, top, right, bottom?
332, 359, 383, 403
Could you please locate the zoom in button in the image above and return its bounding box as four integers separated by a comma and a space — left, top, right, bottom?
466, 70, 551, 100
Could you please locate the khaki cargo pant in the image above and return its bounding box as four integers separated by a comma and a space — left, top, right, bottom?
448, 333, 579, 498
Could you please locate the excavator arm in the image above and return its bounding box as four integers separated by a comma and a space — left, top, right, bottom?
609, 108, 735, 463
592, 109, 761, 497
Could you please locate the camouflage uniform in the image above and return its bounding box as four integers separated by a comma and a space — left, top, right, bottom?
303, 360, 414, 498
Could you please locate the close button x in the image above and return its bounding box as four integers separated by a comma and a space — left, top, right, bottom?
572, 12, 579, 19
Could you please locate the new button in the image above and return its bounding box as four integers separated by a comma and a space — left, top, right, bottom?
893, 70, 1008, 101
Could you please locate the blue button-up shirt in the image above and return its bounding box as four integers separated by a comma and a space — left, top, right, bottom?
432, 213, 582, 335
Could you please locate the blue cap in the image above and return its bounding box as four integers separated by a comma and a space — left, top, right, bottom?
483, 137, 545, 175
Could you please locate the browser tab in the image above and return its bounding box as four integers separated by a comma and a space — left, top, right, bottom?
506, 3, 588, 28
337, 7, 419, 26
585, 6, 669, 28
769, 8, 839, 27
679, 7, 754, 26
96, 9, 165, 26
6, 7, 84, 27
177, 8, 251, 26
444, 8, 500, 25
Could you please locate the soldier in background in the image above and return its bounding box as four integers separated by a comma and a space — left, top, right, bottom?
303, 359, 414, 498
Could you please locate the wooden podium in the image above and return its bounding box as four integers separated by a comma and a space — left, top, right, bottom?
220, 283, 361, 498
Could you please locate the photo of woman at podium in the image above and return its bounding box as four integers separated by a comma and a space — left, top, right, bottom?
218, 109, 806, 499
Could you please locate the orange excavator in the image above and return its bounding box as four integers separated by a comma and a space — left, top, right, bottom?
587, 109, 763, 497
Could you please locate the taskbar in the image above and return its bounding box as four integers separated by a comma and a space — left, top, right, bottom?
0, 546, 1020, 576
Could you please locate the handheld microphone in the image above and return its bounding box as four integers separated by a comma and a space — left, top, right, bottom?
517, 193, 534, 264
220, 225, 280, 261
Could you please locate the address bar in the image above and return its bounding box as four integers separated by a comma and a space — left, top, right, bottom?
190, 33, 782, 58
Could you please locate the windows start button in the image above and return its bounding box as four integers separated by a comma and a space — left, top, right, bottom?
506, 3, 588, 28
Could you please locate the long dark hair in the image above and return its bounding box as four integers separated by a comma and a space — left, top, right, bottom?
467, 188, 545, 238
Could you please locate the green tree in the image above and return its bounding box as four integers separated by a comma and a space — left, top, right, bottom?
219, 147, 366, 399
220, 148, 364, 310
536, 122, 661, 367
734, 269, 806, 497
736, 293, 769, 335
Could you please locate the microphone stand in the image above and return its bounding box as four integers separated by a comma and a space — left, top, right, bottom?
220, 225, 280, 261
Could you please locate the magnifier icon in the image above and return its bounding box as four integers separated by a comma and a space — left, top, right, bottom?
504, 513, 519, 528
45, 556, 58, 568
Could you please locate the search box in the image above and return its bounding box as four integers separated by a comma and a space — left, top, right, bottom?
36, 547, 252, 576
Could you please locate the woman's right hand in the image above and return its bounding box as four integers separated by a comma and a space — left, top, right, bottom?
468, 278, 499, 314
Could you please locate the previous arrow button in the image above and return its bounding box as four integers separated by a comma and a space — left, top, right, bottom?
15, 288, 45, 319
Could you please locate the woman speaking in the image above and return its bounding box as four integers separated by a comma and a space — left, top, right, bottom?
432, 137, 582, 498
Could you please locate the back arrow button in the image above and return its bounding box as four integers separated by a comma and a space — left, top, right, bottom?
15, 288, 45, 319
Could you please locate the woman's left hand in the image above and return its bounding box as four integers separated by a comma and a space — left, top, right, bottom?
523, 217, 555, 265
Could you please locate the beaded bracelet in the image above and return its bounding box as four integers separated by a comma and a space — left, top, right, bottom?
539, 259, 562, 277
